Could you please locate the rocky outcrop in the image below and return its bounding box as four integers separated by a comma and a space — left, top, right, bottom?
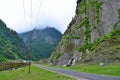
77, 0, 82, 4
50, 0, 120, 66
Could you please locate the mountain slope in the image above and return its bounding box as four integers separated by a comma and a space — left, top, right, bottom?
0, 19, 27, 62
50, 0, 120, 66
20, 27, 62, 60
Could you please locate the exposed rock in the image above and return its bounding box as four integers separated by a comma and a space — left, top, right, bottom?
72, 51, 82, 65
77, 0, 82, 4
50, 0, 120, 66
99, 63, 104, 66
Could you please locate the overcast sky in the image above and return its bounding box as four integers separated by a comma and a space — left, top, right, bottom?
0, 0, 77, 33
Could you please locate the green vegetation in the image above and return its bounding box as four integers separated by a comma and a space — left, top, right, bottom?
65, 42, 75, 53
75, 17, 91, 53
118, 9, 120, 19
113, 9, 120, 29
50, 0, 120, 66
91, 29, 120, 50
61, 64, 120, 77
69, 18, 76, 27
20, 27, 62, 60
0, 54, 7, 62
64, 34, 81, 40
79, 0, 87, 14
77, 29, 120, 53
69, 0, 103, 53
95, 1, 102, 24
76, 17, 88, 29
78, 0, 102, 23
80, 30, 120, 64
76, 17, 91, 53
50, 52, 63, 61
76, 29, 120, 62
55, 0, 103, 58
0, 19, 27, 62
0, 65, 74, 80
71, 36, 81, 39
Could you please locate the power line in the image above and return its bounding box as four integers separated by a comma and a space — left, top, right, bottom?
35, 0, 43, 26
23, 0, 26, 27
30, 0, 32, 28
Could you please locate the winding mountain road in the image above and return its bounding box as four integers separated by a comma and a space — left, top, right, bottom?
35, 64, 120, 80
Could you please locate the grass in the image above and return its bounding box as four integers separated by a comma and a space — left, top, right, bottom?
0, 65, 75, 80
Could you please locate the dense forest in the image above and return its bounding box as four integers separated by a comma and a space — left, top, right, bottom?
20, 27, 62, 60
0, 19, 27, 62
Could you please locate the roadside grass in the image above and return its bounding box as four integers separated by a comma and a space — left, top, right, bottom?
0, 65, 75, 80
41, 63, 120, 77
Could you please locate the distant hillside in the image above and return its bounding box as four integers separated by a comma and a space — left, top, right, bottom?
20, 27, 62, 60
0, 19, 27, 62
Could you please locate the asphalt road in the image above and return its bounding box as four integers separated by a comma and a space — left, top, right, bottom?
35, 64, 120, 80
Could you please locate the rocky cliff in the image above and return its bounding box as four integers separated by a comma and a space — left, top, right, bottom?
50, 0, 120, 66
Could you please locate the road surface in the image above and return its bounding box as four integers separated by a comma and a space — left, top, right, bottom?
35, 64, 120, 80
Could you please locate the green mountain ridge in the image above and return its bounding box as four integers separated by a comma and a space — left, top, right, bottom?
50, 0, 120, 66
0, 19, 27, 62
20, 27, 62, 60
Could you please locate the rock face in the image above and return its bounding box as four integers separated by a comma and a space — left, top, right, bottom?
50, 0, 120, 66
20, 27, 62, 60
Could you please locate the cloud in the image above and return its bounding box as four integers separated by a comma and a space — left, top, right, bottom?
0, 0, 77, 33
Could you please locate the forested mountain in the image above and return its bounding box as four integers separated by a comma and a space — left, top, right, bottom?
0, 19, 27, 62
51, 0, 120, 66
20, 27, 62, 60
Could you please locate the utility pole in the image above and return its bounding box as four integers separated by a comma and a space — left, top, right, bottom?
28, 41, 32, 73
